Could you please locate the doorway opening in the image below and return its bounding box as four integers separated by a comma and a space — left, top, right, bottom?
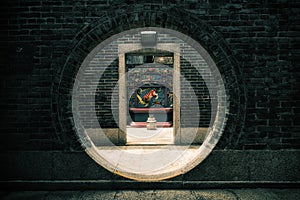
125, 51, 175, 145
72, 27, 228, 181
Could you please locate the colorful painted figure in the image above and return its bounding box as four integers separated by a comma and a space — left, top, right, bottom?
137, 89, 158, 107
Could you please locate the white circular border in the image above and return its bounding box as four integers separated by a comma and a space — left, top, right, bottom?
72, 27, 227, 181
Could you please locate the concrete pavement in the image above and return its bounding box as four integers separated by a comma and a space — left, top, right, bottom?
1, 189, 299, 200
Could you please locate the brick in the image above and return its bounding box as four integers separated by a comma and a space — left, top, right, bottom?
0, 1, 297, 152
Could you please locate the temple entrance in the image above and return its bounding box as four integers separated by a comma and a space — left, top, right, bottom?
125, 52, 175, 145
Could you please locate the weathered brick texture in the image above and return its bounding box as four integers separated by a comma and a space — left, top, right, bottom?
0, 0, 299, 151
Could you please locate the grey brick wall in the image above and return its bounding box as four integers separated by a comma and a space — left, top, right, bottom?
0, 0, 299, 151
180, 58, 211, 127
88, 32, 213, 129
95, 59, 119, 128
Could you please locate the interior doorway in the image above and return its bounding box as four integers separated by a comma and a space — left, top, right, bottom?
125, 52, 175, 145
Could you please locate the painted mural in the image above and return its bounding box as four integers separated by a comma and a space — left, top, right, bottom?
129, 86, 173, 108
127, 64, 173, 108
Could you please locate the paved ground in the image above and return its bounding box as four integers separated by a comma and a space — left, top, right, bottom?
96, 145, 200, 180
127, 127, 173, 145
1, 189, 299, 200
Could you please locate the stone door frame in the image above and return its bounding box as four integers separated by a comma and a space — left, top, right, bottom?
118, 43, 181, 145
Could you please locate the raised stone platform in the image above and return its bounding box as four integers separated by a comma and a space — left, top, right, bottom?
127, 127, 174, 145
1, 150, 299, 190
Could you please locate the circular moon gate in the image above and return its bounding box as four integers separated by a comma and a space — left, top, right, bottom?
72, 28, 227, 181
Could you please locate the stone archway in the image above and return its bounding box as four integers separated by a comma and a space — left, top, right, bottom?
117, 43, 181, 145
